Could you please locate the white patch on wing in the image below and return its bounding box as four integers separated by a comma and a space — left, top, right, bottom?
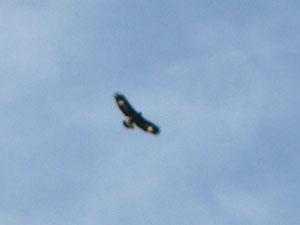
147, 126, 153, 131
118, 100, 124, 105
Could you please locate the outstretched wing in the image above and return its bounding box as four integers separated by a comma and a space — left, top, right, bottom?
114, 93, 137, 117
134, 116, 160, 135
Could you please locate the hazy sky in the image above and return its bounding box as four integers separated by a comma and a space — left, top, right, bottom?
1, 1, 300, 224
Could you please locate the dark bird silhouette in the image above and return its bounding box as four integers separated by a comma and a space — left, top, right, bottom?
114, 93, 160, 135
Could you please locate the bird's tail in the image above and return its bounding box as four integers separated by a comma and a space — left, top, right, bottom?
123, 120, 134, 129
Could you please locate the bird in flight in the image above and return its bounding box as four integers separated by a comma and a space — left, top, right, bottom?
114, 93, 160, 135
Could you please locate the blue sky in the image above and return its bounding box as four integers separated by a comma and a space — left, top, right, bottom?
1, 0, 300, 224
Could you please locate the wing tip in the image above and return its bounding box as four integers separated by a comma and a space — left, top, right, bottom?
114, 92, 123, 98
149, 126, 160, 135
153, 129, 160, 135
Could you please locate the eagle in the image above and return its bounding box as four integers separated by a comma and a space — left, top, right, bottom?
114, 93, 160, 135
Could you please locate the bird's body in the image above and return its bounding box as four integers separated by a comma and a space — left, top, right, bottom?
114, 93, 160, 135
